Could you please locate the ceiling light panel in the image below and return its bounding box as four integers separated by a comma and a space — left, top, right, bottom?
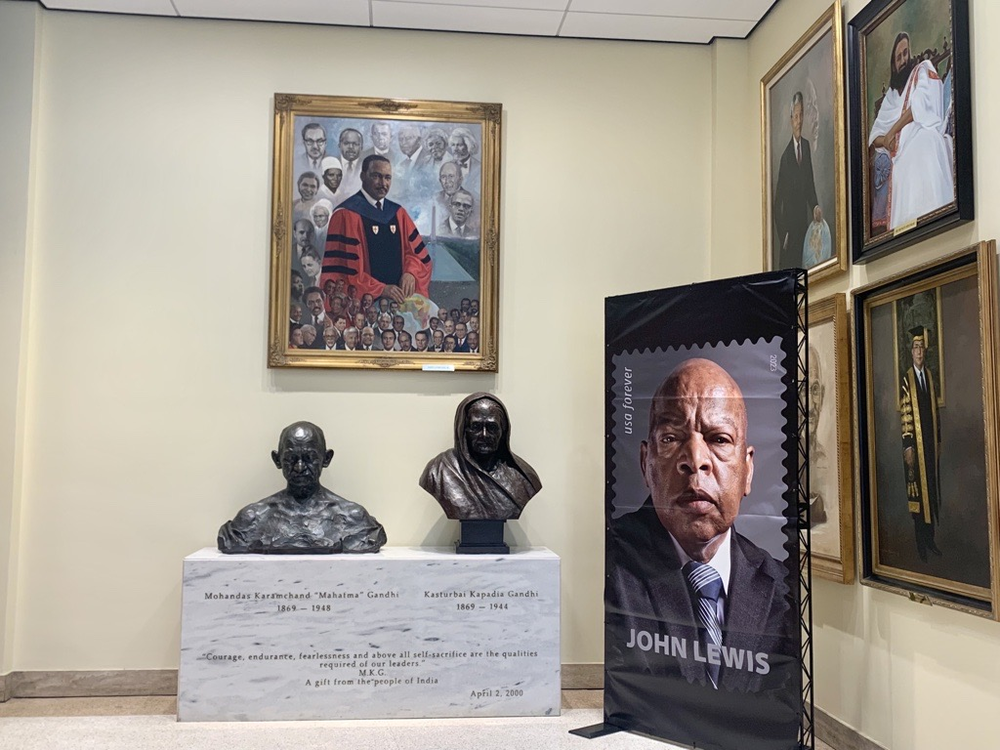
172, 0, 370, 26
567, 0, 775, 22
373, 1, 564, 36
560, 12, 754, 43
42, 0, 177, 15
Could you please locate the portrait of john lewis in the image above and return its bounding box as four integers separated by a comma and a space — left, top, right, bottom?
606, 358, 796, 693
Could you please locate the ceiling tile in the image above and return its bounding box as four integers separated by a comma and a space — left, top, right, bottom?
41, 0, 177, 15
39, 0, 777, 43
172, 0, 370, 26
373, 1, 564, 36
561, 12, 754, 43
382, 0, 569, 9
567, 0, 775, 23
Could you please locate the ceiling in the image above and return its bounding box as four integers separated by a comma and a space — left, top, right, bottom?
36, 0, 779, 44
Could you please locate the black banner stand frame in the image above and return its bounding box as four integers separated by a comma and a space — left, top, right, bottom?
572, 270, 814, 750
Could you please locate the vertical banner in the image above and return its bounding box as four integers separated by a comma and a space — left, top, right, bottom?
603, 271, 809, 750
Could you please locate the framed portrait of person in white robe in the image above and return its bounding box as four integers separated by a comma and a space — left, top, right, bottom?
848, 0, 973, 264
761, 2, 848, 283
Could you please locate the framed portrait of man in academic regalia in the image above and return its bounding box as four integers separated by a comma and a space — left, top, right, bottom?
268, 94, 501, 371
847, 0, 973, 264
854, 242, 1000, 620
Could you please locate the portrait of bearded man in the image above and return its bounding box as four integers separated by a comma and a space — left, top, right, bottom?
867, 31, 955, 232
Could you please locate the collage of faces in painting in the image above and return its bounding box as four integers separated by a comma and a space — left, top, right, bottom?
286, 115, 484, 355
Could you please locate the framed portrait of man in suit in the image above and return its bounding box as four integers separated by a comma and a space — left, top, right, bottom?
762, 1, 847, 282
268, 94, 500, 371
854, 241, 1000, 620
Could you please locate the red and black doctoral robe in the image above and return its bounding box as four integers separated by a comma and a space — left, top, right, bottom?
320, 192, 432, 299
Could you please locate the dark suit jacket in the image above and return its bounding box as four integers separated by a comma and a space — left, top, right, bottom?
773, 137, 819, 271
438, 216, 479, 239
604, 498, 800, 750
456, 155, 481, 187
307, 313, 331, 331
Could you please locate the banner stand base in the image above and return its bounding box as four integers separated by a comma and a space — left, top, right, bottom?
570, 723, 814, 748
456, 520, 509, 554
568, 722, 624, 739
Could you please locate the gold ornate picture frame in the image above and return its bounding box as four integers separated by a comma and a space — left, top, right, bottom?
268, 94, 501, 371
854, 241, 1000, 619
808, 293, 855, 583
762, 1, 848, 282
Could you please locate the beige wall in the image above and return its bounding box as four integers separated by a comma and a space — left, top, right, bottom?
712, 0, 1000, 748
9, 2, 999, 747
8, 7, 713, 672
0, 0, 41, 675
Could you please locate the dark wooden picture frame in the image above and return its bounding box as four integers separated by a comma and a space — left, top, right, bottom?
853, 241, 1000, 619
847, 0, 972, 264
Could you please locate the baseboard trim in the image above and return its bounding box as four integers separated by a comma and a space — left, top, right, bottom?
814, 706, 888, 750
0, 664, 885, 750
9, 670, 177, 699
561, 663, 602, 690
1, 665, 600, 700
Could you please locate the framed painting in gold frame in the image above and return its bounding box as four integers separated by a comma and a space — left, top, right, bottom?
808, 293, 855, 583
853, 241, 1000, 618
267, 94, 501, 371
762, 1, 848, 282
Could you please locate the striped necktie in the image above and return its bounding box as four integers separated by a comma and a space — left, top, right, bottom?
683, 560, 724, 688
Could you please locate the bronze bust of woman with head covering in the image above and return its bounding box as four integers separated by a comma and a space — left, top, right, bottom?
419, 393, 542, 521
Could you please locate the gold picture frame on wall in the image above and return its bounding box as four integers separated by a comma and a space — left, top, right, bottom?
854, 241, 1000, 619
267, 94, 501, 371
808, 293, 855, 583
761, 1, 848, 282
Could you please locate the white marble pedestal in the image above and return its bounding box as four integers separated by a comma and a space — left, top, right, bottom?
178, 547, 560, 722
